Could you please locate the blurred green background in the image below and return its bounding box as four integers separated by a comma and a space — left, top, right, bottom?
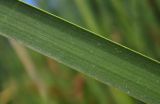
0, 0, 160, 104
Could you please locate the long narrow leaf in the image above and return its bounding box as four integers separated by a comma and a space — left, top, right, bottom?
0, 0, 160, 104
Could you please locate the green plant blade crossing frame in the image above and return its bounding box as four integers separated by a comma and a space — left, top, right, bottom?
0, 0, 160, 104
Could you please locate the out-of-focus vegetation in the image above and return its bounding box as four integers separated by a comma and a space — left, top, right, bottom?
0, 0, 160, 104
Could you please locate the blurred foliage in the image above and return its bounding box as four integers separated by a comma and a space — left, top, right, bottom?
0, 0, 160, 104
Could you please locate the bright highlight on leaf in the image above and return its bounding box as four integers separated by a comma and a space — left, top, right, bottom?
0, 0, 160, 104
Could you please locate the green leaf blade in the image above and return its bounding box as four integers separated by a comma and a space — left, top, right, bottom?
0, 0, 160, 104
